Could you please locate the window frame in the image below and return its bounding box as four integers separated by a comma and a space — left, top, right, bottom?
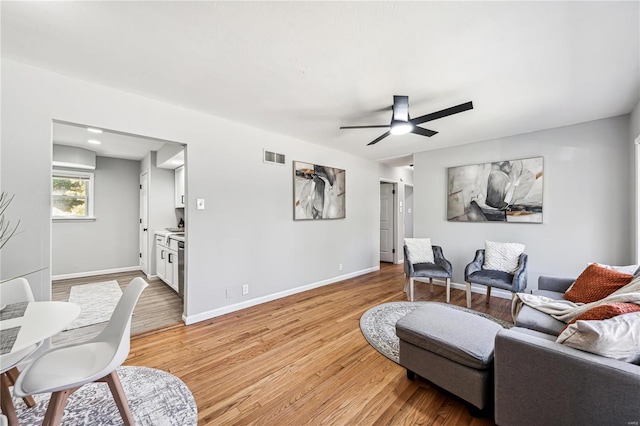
52, 169, 96, 221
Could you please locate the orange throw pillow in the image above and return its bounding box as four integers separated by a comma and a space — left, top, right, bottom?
560, 302, 640, 334
564, 264, 633, 303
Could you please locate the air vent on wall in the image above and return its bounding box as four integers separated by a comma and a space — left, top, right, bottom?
263, 149, 286, 166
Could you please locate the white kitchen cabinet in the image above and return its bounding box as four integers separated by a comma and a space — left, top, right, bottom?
155, 235, 179, 293
175, 165, 185, 208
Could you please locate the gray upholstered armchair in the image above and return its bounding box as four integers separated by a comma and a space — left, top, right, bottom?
404, 245, 453, 302
464, 249, 528, 308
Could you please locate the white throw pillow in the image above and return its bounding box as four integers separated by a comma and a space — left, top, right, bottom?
404, 238, 434, 264
482, 240, 525, 274
588, 262, 639, 276
556, 312, 640, 363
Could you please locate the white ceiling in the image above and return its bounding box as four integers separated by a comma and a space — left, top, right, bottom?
53, 121, 171, 161
2, 2, 639, 165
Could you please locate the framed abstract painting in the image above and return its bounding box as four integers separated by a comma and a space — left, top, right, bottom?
447, 157, 543, 223
293, 161, 345, 220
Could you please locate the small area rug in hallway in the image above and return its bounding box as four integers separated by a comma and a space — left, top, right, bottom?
359, 301, 513, 364
64, 280, 122, 330
13, 366, 197, 425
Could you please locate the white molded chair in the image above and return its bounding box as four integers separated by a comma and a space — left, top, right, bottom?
1, 277, 39, 424
13, 278, 148, 426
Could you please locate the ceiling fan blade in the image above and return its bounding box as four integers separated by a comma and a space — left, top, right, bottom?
411, 126, 438, 137
340, 125, 390, 129
410, 101, 473, 125
393, 95, 410, 122
367, 131, 391, 146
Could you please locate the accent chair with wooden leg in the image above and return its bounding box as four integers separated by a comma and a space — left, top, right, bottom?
403, 238, 453, 302
463, 241, 528, 308
13, 278, 148, 426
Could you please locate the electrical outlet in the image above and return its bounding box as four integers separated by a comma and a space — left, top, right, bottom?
226, 288, 232, 299
339, 263, 343, 271
242, 284, 249, 295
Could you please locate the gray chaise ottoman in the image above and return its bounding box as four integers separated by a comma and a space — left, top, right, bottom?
395, 303, 504, 410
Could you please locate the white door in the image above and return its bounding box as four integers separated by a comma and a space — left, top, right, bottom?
139, 172, 149, 275
380, 183, 395, 262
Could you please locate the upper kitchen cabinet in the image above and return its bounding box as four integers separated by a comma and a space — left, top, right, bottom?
156, 144, 186, 208
175, 165, 185, 208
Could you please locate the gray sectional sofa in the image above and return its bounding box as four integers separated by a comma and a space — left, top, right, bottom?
494, 276, 640, 425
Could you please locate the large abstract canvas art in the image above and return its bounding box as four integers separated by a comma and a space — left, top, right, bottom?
447, 157, 543, 223
294, 161, 345, 220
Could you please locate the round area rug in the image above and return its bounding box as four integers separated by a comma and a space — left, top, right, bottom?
13, 366, 197, 425
359, 301, 513, 364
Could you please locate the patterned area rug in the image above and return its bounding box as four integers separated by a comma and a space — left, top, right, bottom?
359, 301, 513, 364
13, 366, 197, 425
64, 281, 123, 330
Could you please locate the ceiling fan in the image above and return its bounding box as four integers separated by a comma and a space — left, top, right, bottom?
340, 96, 473, 146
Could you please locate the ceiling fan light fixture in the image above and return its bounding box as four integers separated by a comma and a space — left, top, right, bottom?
390, 120, 413, 136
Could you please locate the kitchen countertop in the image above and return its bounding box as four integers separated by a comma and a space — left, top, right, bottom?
155, 229, 185, 243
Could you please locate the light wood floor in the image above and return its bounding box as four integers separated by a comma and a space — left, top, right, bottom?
52, 270, 184, 345
126, 263, 511, 425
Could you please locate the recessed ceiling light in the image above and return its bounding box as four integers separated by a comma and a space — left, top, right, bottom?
87, 127, 103, 134
87, 139, 102, 145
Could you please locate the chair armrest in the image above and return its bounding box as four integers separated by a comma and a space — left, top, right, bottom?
511, 253, 528, 292
538, 275, 575, 293
464, 249, 484, 281
431, 245, 452, 277
495, 328, 640, 426
403, 245, 414, 276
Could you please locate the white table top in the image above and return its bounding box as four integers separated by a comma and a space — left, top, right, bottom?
0, 301, 80, 357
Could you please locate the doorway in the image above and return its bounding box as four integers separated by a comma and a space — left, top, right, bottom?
380, 182, 396, 263
51, 120, 186, 340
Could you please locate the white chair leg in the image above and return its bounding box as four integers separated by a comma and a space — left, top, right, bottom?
445, 278, 451, 304
486, 286, 492, 305
429, 278, 434, 293
465, 282, 472, 308
409, 277, 415, 302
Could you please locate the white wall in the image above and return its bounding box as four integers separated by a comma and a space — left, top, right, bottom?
414, 115, 632, 292
631, 100, 640, 262
52, 156, 140, 276
0, 60, 380, 320
404, 185, 414, 239
631, 101, 640, 141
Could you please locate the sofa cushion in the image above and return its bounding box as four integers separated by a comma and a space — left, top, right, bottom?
514, 305, 566, 336
564, 264, 633, 304
404, 238, 434, 264
396, 304, 503, 370
556, 312, 640, 363
467, 270, 514, 290
483, 240, 525, 274
589, 262, 639, 276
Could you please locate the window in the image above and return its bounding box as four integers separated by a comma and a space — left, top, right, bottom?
52, 170, 94, 219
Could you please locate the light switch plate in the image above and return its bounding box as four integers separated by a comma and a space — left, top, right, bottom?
196, 198, 205, 210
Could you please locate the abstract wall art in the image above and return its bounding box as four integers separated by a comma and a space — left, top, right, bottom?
293, 161, 345, 220
447, 157, 543, 223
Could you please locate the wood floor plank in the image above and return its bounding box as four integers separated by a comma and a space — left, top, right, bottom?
125, 263, 509, 425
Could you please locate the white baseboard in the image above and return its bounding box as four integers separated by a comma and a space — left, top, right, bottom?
52, 265, 141, 281
420, 278, 512, 300
184, 266, 380, 325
